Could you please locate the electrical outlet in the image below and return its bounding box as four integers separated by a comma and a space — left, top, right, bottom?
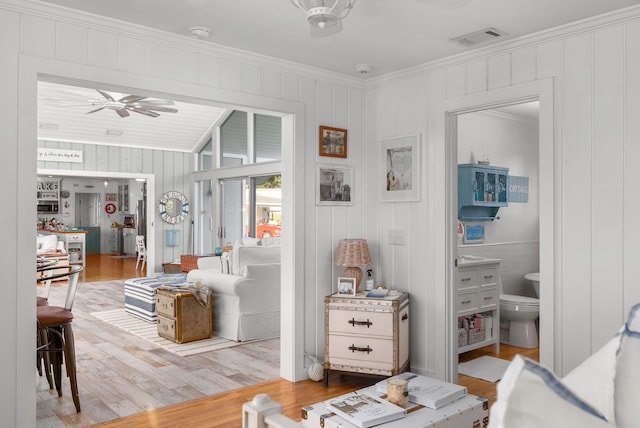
388, 229, 405, 246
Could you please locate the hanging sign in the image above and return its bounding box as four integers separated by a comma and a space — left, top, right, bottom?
37, 148, 84, 163
105, 203, 116, 215
508, 176, 529, 203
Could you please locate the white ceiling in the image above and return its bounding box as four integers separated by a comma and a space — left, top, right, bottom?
34, 0, 637, 152
35, 0, 639, 77
38, 81, 227, 152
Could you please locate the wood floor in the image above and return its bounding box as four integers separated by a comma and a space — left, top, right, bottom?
39, 254, 539, 427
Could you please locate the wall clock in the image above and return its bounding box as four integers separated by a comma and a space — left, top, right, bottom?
159, 191, 189, 224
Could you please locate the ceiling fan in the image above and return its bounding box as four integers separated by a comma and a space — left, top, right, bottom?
85, 90, 178, 118
290, 0, 357, 37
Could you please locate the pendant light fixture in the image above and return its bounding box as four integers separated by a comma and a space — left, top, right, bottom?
290, 0, 357, 37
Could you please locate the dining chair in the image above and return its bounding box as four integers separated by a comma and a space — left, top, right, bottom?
135, 235, 147, 271
36, 264, 84, 412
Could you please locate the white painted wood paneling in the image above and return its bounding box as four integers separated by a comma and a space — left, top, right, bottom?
536, 40, 563, 79
561, 32, 594, 373
487, 54, 511, 90
591, 26, 625, 348
118, 35, 148, 74
624, 20, 640, 317
56, 21, 88, 64
88, 29, 119, 69
262, 67, 282, 99
281, 72, 299, 102
221, 59, 243, 91
148, 42, 174, 80
173, 48, 198, 83
22, 14, 55, 58
511, 48, 536, 84
446, 64, 466, 98
197, 54, 222, 87
466, 60, 487, 94
243, 63, 262, 95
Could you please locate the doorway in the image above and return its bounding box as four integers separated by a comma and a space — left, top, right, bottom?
455, 101, 540, 373
431, 78, 556, 382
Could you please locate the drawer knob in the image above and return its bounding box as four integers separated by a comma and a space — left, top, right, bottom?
461, 300, 472, 304
348, 318, 372, 328
348, 345, 373, 354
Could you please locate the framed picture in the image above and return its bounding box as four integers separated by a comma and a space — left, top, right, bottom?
336, 277, 357, 296
463, 224, 485, 244
380, 134, 421, 202
317, 164, 353, 206
319, 126, 348, 158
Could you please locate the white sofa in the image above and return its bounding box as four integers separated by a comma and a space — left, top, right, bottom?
489, 303, 640, 427
37, 233, 65, 255
186, 243, 281, 342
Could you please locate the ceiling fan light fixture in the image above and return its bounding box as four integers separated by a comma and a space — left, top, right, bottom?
291, 0, 356, 35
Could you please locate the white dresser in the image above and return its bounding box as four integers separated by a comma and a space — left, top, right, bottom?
323, 292, 410, 386
456, 256, 501, 354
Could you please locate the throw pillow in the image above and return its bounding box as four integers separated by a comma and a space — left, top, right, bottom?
614, 303, 640, 428
489, 355, 609, 428
220, 251, 232, 274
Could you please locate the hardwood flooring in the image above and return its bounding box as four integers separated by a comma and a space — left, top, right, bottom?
38, 254, 539, 427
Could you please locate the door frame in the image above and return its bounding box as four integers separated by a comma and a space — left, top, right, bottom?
429, 78, 558, 381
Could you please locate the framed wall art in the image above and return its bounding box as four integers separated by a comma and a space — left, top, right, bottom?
319, 126, 348, 158
380, 134, 421, 202
316, 164, 353, 206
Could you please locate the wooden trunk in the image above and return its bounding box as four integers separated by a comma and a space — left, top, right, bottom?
156, 287, 213, 344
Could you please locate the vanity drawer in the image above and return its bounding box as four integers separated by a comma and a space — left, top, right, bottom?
479, 287, 498, 309
457, 291, 480, 313
479, 267, 498, 287
457, 268, 479, 291
328, 309, 393, 337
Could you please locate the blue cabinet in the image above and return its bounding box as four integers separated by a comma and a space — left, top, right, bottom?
458, 164, 509, 221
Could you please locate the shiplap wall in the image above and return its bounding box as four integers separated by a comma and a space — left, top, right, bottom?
365, 8, 640, 377
37, 140, 193, 266
2, 2, 366, 426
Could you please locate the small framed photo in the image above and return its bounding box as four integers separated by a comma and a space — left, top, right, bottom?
380, 134, 421, 202
336, 277, 357, 296
463, 224, 485, 244
317, 164, 353, 206
319, 126, 348, 158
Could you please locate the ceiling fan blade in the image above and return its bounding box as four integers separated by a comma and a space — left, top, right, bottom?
143, 106, 179, 114
86, 107, 105, 114
119, 94, 147, 103
96, 89, 115, 102
137, 99, 176, 106
115, 108, 130, 118
130, 108, 160, 118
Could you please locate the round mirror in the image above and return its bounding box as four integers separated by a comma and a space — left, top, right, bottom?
159, 191, 189, 224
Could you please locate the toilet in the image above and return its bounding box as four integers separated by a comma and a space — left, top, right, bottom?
500, 272, 540, 348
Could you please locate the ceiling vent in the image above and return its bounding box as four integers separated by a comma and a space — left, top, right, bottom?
451, 27, 507, 46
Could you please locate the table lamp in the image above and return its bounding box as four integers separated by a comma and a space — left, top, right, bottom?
335, 239, 372, 290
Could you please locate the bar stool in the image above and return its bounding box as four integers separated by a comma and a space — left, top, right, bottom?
36, 265, 83, 412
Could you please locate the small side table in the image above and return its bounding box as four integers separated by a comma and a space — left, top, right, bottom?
162, 262, 182, 274
323, 291, 410, 386
156, 286, 213, 343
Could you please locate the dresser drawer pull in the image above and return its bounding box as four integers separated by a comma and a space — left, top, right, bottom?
484, 275, 494, 279
348, 318, 372, 328
348, 345, 373, 354
484, 297, 493, 301
402, 313, 408, 321
461, 277, 472, 282
461, 300, 472, 304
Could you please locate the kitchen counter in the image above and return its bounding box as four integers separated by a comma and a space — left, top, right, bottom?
39, 230, 87, 266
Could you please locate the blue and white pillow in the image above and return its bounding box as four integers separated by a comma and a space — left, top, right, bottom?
489, 355, 610, 428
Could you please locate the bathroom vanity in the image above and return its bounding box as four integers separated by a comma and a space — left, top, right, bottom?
456, 256, 501, 354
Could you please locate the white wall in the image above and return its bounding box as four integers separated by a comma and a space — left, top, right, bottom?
2, 2, 366, 426
366, 6, 640, 382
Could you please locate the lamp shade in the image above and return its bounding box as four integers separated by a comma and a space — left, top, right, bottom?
335, 239, 371, 290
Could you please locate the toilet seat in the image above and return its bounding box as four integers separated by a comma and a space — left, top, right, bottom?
500, 293, 539, 306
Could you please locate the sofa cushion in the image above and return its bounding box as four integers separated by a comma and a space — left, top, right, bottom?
489, 355, 609, 428
231, 245, 280, 276
614, 303, 640, 428
37, 234, 59, 254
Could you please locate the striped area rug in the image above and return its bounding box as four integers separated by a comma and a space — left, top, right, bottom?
91, 308, 253, 357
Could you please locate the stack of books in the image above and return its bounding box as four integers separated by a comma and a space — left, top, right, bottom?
375, 372, 467, 410
325, 390, 407, 428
